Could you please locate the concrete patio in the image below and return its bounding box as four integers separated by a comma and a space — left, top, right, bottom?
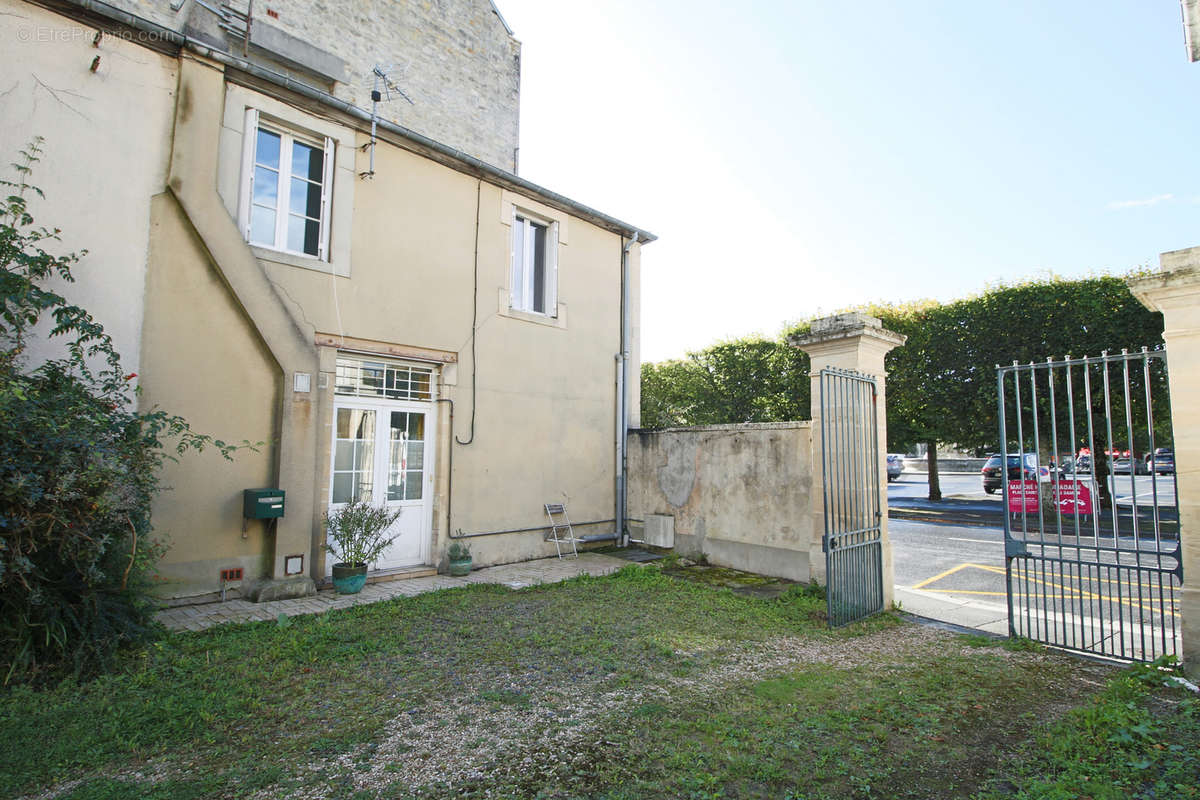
157, 553, 629, 632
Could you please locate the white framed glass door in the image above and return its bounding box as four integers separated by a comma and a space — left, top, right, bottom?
329, 397, 434, 571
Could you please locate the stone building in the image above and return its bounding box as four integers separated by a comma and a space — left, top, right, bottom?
98, 0, 521, 171
0, 0, 653, 601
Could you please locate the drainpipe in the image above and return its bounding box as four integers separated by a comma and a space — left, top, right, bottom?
616, 233, 639, 547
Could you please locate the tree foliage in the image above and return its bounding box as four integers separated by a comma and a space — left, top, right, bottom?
641, 277, 1165, 501
639, 336, 810, 429
861, 277, 1165, 456
0, 141, 247, 684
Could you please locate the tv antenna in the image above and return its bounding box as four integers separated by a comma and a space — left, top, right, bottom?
360, 64, 414, 179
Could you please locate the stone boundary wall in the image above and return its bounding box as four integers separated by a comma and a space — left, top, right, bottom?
626, 422, 815, 582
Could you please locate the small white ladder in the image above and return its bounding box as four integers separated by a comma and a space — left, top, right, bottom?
544, 503, 579, 559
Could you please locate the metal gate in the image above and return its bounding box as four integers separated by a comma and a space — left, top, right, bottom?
998, 349, 1181, 662
820, 367, 884, 627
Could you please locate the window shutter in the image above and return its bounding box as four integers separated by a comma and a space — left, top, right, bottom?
237, 108, 260, 240
547, 221, 559, 317
318, 136, 335, 262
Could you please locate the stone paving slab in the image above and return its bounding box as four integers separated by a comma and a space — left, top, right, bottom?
156, 553, 629, 632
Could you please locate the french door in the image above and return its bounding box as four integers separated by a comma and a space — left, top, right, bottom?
328, 397, 434, 570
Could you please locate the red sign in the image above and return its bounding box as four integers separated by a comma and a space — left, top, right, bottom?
1007, 480, 1040, 513
1053, 480, 1095, 516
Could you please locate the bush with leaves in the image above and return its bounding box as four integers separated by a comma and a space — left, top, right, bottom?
0, 140, 246, 684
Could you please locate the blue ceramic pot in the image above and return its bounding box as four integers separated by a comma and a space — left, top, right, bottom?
331, 563, 368, 594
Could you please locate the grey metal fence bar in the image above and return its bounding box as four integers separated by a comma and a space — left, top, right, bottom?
820, 367, 884, 627
997, 349, 1181, 662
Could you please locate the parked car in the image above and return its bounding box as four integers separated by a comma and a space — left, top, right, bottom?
1151, 452, 1175, 475
981, 453, 1047, 494
1112, 457, 1149, 476
886, 454, 904, 482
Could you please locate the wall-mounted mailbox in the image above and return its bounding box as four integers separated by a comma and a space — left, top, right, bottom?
243, 488, 285, 519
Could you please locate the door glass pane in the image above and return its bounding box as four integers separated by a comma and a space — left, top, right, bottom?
336, 407, 375, 440
334, 440, 355, 471
405, 471, 423, 500
386, 472, 405, 502
332, 473, 353, 504
332, 408, 375, 504
406, 441, 423, 470
407, 413, 425, 441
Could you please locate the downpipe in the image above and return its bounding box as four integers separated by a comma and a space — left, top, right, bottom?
616, 233, 639, 547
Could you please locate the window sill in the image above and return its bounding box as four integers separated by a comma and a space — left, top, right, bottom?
251, 244, 349, 277
496, 289, 567, 328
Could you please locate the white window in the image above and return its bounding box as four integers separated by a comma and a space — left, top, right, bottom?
510, 212, 558, 316
238, 109, 334, 260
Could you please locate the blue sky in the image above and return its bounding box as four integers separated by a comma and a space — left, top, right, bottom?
495, 1, 1200, 362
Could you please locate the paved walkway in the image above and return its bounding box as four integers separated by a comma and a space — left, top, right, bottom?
157, 553, 629, 632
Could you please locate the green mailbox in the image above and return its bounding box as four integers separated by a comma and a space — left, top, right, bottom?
243, 488, 285, 519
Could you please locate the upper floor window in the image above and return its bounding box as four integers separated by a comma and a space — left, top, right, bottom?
510, 212, 558, 316
238, 109, 334, 260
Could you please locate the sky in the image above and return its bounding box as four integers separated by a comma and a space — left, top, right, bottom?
494, 0, 1200, 363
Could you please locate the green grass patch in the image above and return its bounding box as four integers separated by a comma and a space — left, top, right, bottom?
1, 564, 1192, 799
977, 657, 1200, 800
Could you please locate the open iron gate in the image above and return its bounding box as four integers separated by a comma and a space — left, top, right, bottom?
998, 349, 1181, 662
820, 367, 884, 627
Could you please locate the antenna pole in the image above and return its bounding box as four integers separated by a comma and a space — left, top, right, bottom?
364, 69, 380, 179
359, 64, 412, 180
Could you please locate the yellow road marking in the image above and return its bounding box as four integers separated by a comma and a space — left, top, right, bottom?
910, 563, 973, 591
912, 562, 1179, 618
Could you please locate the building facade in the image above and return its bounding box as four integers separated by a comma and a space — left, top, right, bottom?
1, 0, 652, 601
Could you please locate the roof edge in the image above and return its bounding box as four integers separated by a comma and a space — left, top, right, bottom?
39, 0, 656, 244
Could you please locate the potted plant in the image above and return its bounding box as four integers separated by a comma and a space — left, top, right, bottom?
324, 500, 402, 594
447, 540, 472, 576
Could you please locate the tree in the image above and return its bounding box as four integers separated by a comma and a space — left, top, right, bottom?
639, 335, 810, 429
0, 141, 248, 684
863, 277, 1164, 500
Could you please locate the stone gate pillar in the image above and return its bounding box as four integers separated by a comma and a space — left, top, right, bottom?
790, 314, 906, 609
1129, 248, 1200, 676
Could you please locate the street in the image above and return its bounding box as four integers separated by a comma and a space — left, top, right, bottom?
888, 469, 1181, 645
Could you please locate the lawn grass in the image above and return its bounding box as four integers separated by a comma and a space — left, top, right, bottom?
0, 564, 1195, 799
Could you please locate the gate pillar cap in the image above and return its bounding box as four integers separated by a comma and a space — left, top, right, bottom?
1127, 248, 1200, 315
788, 312, 907, 350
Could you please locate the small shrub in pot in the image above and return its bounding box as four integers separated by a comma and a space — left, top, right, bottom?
324, 500, 401, 594
447, 540, 472, 577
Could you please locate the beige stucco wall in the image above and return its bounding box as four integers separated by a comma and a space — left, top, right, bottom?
626, 423, 815, 582
0, 0, 178, 374
140, 193, 281, 598
255, 128, 630, 569
3, 2, 645, 598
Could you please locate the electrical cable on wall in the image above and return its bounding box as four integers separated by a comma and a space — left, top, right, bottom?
456, 179, 482, 445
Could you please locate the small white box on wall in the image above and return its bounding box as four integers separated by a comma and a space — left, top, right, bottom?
644, 514, 675, 548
